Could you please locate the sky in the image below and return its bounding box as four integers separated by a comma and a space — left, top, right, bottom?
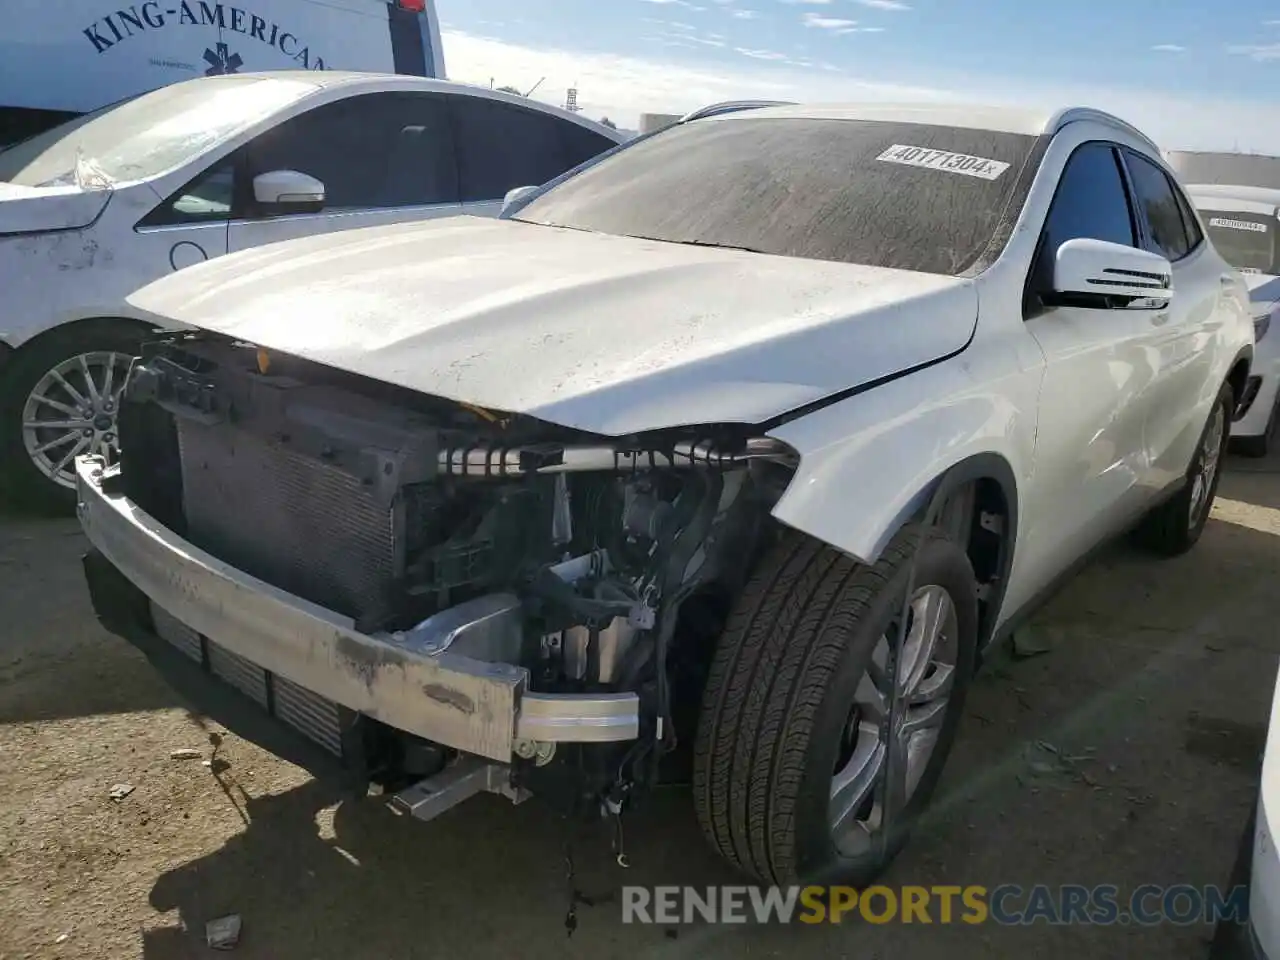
432, 0, 1280, 153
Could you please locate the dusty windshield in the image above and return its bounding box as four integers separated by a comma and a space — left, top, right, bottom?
1202, 211, 1277, 275
0, 75, 318, 188
513, 115, 1044, 276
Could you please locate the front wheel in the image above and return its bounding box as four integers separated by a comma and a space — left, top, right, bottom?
1132, 381, 1233, 557
0, 321, 144, 514
692, 525, 979, 886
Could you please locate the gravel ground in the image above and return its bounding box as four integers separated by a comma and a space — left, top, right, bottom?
2, 458, 1279, 959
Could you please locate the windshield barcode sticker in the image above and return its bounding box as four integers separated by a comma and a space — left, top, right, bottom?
1208, 216, 1267, 233
876, 144, 1010, 181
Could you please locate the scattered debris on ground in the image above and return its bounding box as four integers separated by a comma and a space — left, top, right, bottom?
206, 914, 242, 950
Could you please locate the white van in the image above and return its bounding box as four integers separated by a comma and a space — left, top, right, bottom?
0, 0, 446, 144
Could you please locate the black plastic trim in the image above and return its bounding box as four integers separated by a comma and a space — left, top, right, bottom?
82, 548, 356, 787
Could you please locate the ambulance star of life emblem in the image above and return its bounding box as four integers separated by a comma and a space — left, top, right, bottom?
203, 42, 244, 76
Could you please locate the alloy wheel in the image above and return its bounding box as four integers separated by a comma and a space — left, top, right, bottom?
829, 583, 958, 857
20, 351, 133, 490
1188, 401, 1226, 527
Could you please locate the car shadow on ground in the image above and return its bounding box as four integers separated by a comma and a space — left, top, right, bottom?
134, 505, 1280, 960
0, 514, 184, 724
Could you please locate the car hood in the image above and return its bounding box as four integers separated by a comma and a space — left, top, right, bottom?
0, 181, 112, 235
125, 216, 979, 435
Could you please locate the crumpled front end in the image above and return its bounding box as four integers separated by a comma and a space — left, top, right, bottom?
78, 332, 793, 815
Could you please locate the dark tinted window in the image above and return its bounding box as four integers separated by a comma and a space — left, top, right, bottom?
1174, 185, 1204, 250
246, 92, 458, 211
450, 97, 612, 202
513, 117, 1043, 275
561, 121, 620, 170
1042, 143, 1136, 251
140, 158, 237, 227
1125, 152, 1192, 260
1203, 211, 1276, 274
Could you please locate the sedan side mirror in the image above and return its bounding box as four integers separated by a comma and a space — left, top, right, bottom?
500, 185, 539, 217
1051, 237, 1173, 310
252, 170, 325, 216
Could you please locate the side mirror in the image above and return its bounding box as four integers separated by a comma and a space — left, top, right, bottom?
500, 185, 539, 217
1051, 237, 1173, 309
252, 170, 325, 215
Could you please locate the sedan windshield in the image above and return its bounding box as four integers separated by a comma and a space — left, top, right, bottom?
0, 75, 318, 188
1202, 211, 1277, 275
513, 116, 1045, 276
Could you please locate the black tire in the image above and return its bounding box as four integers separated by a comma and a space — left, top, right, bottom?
1230, 397, 1275, 458
1231, 433, 1269, 458
1132, 381, 1233, 557
0, 320, 147, 515
692, 524, 979, 886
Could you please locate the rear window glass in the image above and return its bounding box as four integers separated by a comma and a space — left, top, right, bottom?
1203, 211, 1276, 274
513, 116, 1045, 276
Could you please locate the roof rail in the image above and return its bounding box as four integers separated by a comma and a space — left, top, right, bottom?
678, 99, 794, 124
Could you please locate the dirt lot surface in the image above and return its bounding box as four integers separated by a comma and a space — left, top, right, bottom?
3, 458, 1280, 959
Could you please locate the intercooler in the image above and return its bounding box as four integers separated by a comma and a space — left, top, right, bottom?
149, 601, 344, 756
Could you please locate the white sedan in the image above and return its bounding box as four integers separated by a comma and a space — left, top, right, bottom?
77, 102, 1251, 886
1188, 184, 1280, 456
0, 71, 624, 509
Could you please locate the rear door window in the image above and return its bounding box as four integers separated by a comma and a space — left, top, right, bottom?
1124, 152, 1194, 261
449, 96, 613, 202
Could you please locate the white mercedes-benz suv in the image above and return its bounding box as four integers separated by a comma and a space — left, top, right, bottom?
74, 102, 1251, 887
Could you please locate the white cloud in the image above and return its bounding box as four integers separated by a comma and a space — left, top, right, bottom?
1229, 43, 1280, 61
852, 0, 911, 9
803, 13, 859, 29
1151, 43, 1186, 53
638, 0, 707, 9
735, 47, 791, 60
731, 8, 760, 17
440, 29, 1280, 153
780, 0, 832, 4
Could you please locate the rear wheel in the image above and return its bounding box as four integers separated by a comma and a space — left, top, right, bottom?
692, 525, 978, 885
1132, 381, 1233, 557
0, 321, 144, 514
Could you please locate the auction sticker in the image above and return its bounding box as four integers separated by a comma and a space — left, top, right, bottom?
876, 144, 1010, 181
1208, 216, 1267, 233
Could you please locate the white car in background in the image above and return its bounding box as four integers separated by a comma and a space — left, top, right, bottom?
1188, 184, 1280, 456
0, 71, 625, 509
1210, 661, 1280, 960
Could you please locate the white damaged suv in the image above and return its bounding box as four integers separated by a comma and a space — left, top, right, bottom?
75, 102, 1251, 885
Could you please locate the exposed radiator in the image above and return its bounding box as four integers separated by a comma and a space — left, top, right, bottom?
150, 601, 343, 757
175, 419, 400, 620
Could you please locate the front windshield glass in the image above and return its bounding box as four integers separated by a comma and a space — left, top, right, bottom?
1203, 211, 1277, 275
513, 116, 1044, 276
0, 75, 318, 188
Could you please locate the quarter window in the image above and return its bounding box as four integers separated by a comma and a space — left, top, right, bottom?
1125, 152, 1194, 261
139, 158, 238, 227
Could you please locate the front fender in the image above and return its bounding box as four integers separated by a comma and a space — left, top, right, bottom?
764, 348, 1040, 565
